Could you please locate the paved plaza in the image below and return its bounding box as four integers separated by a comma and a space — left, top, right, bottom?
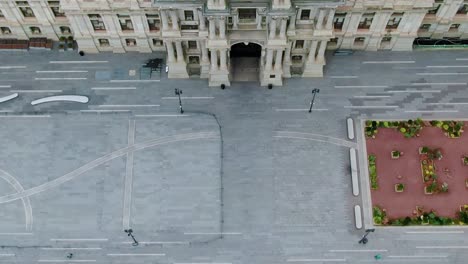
0, 50, 467, 263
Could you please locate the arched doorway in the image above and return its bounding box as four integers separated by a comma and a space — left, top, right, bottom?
230, 42, 262, 82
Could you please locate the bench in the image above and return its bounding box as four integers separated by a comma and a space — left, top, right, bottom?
347, 118, 355, 140
350, 148, 359, 196
354, 205, 363, 229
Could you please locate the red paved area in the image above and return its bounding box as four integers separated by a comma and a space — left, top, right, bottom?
366, 123, 468, 219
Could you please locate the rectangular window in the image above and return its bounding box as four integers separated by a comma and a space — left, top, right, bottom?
184, 10, 194, 21
238, 8, 256, 23
16, 1, 35, 18
295, 40, 304, 49
146, 14, 160, 31
188, 56, 199, 64
457, 4, 468, 14
48, 1, 65, 17
386, 12, 403, 29
1, 27, 11, 34
30, 26, 41, 34
292, 55, 302, 63
118, 14, 134, 31
358, 13, 374, 29
449, 23, 460, 31
152, 39, 163, 46
300, 9, 310, 20
60, 26, 71, 34
333, 13, 346, 30
125, 38, 136, 46
188, 41, 197, 49
382, 36, 392, 42
98, 39, 109, 47
354, 37, 365, 46
330, 37, 338, 44
181, 24, 198, 30
428, 4, 441, 14
89, 14, 106, 31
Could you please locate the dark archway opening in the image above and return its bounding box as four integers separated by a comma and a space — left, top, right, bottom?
230, 42, 262, 82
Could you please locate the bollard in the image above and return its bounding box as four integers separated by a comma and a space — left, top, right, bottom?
79, 51, 84, 56
268, 84, 273, 89
221, 84, 225, 90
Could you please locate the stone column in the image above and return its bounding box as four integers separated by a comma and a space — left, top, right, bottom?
175, 41, 184, 62
274, 50, 283, 71
306, 40, 318, 64
316, 9, 326, 30
265, 49, 274, 71
161, 10, 169, 30
211, 49, 218, 70
283, 42, 292, 77
170, 10, 179, 30
257, 15, 262, 29
279, 18, 287, 38
166, 41, 176, 62
209, 18, 216, 39
233, 14, 239, 29
316, 40, 327, 64
269, 18, 277, 39
219, 17, 226, 39
198, 9, 206, 30
201, 41, 209, 62
326, 9, 335, 30
288, 10, 297, 31
220, 49, 227, 70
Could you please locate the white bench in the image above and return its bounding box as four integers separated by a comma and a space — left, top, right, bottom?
0, 93, 18, 103
354, 205, 363, 229
347, 117, 355, 140
350, 148, 359, 196
31, 95, 89, 106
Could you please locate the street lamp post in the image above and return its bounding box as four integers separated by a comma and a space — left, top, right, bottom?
358, 229, 375, 244
124, 229, 139, 246
174, 88, 184, 114
308, 88, 320, 113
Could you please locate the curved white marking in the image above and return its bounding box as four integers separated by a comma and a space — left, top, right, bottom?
0, 169, 33, 231
275, 131, 357, 148
31, 95, 89, 106
0, 132, 218, 203
0, 93, 18, 103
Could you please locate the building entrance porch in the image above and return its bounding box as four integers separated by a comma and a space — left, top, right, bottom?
230, 42, 262, 82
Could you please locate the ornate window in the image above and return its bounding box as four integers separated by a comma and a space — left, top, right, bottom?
449, 23, 460, 31
457, 4, 468, 14
428, 3, 442, 14
89, 14, 106, 31
238, 8, 256, 23
386, 12, 403, 29
333, 13, 346, 30
358, 13, 374, 29
184, 10, 194, 21
354, 37, 366, 46
30, 26, 41, 34
146, 14, 160, 31
125, 38, 136, 46
98, 39, 110, 47
16, 1, 35, 18
118, 14, 133, 31
300, 9, 310, 20
295, 40, 304, 49
60, 26, 71, 34
292, 55, 302, 64
48, 1, 65, 17
1, 27, 11, 34
188, 56, 199, 64
152, 39, 163, 46
188, 41, 197, 49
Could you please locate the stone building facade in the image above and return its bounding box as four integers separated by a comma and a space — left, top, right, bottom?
0, 0, 467, 86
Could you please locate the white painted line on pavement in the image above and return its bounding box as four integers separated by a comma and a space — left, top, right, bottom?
344, 105, 398, 109
363, 61, 415, 64
80, 110, 130, 113
427, 102, 468, 105
335, 85, 388, 88
41, 248, 102, 250
275, 108, 329, 112
410, 82, 466, 86
162, 97, 214, 99
174, 263, 232, 264
455, 58, 468, 61
0, 232, 33, 235
0, 66, 26, 69
122, 120, 135, 230
97, 104, 160, 107
36, 71, 88, 73
388, 255, 447, 258
329, 249, 387, 252
416, 246, 468, 249
427, 65, 468, 68
287, 259, 346, 262
91, 87, 136, 90
330, 76, 358, 78
406, 231, 464, 234
416, 72, 468, 76
49, 61, 108, 64
121, 241, 189, 245
0, 115, 50, 118
107, 253, 165, 256
109, 80, 160, 82
135, 114, 190, 117
35, 77, 87, 80
0, 85, 12, 88
353, 95, 391, 98
11, 90, 62, 93
183, 232, 242, 235
38, 260, 96, 263
404, 110, 459, 113
0, 254, 15, 256
50, 238, 108, 242
387, 90, 441, 93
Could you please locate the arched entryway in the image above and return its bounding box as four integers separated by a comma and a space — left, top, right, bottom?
230, 42, 262, 82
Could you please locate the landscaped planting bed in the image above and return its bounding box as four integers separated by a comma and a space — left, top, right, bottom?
365, 119, 468, 226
